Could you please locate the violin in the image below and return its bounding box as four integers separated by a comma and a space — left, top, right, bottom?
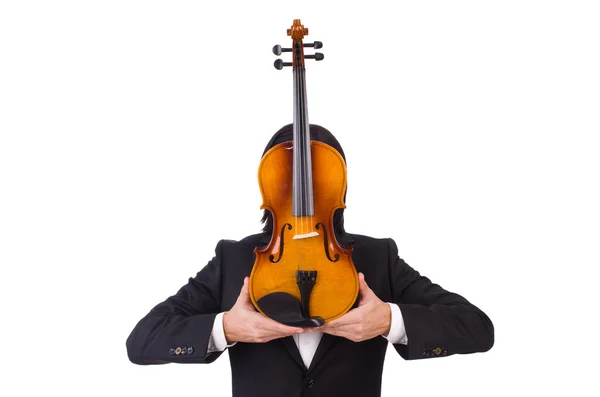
249, 20, 359, 327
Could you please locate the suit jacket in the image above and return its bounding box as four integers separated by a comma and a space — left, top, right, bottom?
126, 232, 494, 397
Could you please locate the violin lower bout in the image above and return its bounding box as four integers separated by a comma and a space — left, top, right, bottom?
250, 232, 359, 324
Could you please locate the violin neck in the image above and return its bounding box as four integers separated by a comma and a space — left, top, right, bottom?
292, 64, 314, 217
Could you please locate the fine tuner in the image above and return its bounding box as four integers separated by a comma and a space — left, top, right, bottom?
273, 41, 324, 70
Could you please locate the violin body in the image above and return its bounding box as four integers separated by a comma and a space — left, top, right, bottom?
250, 141, 359, 324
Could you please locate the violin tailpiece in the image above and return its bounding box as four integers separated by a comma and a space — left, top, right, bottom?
296, 270, 318, 319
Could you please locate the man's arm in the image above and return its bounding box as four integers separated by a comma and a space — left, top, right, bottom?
387, 238, 494, 360
126, 240, 227, 365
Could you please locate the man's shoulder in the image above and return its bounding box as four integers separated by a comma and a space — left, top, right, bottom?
347, 232, 391, 248
218, 232, 269, 250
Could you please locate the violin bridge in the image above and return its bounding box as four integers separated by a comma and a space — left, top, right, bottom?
292, 231, 319, 240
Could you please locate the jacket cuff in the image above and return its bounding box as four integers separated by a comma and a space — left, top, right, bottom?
392, 303, 448, 360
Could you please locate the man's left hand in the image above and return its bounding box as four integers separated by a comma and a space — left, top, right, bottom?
316, 272, 391, 342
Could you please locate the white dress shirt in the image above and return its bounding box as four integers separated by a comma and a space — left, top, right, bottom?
207, 303, 408, 368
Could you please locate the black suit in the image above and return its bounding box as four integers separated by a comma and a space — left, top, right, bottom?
126, 232, 494, 397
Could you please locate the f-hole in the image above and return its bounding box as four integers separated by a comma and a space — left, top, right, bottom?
315, 223, 340, 262
269, 223, 292, 263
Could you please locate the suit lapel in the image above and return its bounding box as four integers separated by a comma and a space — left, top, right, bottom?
307, 333, 335, 372
280, 336, 307, 371
280, 333, 337, 373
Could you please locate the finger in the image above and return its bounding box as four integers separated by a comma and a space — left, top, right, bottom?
258, 328, 302, 341
320, 327, 360, 341
238, 279, 260, 312
236, 277, 253, 306
245, 319, 299, 342
358, 272, 372, 301
237, 277, 248, 297
253, 313, 304, 335
321, 320, 361, 333
320, 308, 362, 329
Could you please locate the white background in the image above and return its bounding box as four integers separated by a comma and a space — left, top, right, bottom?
1, 1, 598, 396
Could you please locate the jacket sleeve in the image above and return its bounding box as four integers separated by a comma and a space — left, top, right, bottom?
126, 240, 226, 365
386, 238, 494, 360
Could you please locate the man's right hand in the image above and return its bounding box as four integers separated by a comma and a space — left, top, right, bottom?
223, 277, 307, 344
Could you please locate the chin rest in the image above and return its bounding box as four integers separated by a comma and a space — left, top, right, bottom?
256, 292, 324, 327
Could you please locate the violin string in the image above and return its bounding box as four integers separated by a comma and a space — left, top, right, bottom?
295, 63, 301, 275
296, 64, 305, 271
301, 99, 305, 274
303, 114, 307, 274
305, 67, 314, 274
298, 63, 303, 274
305, 66, 311, 276
302, 65, 308, 274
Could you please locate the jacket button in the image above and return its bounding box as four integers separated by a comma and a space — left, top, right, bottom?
187, 346, 194, 355
169, 348, 175, 355
304, 377, 314, 388
175, 347, 182, 355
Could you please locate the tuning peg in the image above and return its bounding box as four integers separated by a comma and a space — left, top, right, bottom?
304, 41, 323, 49
305, 52, 324, 61
274, 59, 292, 70
272, 45, 292, 55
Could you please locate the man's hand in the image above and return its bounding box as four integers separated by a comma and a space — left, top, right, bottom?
317, 272, 391, 342
223, 277, 306, 344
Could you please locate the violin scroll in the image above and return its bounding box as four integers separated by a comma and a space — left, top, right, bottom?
287, 19, 308, 40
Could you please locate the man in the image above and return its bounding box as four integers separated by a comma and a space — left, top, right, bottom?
126, 124, 494, 397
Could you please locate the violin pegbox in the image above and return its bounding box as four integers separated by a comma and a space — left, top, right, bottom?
273, 19, 324, 70
287, 19, 308, 40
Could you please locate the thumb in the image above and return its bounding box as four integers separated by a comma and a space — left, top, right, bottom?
236, 277, 252, 306
358, 273, 373, 304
